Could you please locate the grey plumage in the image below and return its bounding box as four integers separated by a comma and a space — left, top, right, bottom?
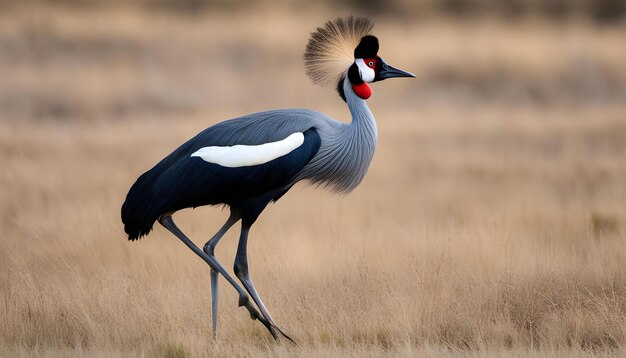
295, 75, 377, 192
158, 74, 376, 194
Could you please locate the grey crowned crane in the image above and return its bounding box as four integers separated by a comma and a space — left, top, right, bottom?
121, 16, 414, 342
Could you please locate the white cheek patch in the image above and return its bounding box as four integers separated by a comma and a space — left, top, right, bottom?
355, 58, 375, 83
191, 132, 305, 168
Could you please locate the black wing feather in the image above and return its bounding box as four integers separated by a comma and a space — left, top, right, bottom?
121, 129, 321, 240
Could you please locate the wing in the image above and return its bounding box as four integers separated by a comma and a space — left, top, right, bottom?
152, 128, 322, 212
141, 109, 335, 172
123, 109, 332, 239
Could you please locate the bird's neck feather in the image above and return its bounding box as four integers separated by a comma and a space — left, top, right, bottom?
343, 76, 378, 139
291, 77, 378, 193
326, 75, 377, 192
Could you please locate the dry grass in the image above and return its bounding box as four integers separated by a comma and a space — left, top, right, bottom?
1, 5, 626, 357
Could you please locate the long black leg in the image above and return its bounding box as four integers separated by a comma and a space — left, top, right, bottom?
234, 220, 296, 344
202, 209, 241, 338
158, 215, 278, 340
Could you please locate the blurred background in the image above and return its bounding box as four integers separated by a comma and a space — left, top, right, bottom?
2, 0, 625, 122
1, 0, 625, 356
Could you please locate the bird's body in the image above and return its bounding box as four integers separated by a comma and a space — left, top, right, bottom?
122, 77, 377, 240
121, 17, 413, 342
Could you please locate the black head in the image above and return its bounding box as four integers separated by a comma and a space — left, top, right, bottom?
338, 35, 415, 101
352, 35, 414, 84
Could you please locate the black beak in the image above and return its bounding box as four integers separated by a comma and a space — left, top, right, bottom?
375, 58, 415, 81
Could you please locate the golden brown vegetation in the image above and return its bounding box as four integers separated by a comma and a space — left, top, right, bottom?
1, 4, 625, 357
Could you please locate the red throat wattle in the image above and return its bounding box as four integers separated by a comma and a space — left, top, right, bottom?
351, 82, 372, 99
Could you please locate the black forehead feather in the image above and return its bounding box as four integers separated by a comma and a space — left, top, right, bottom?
354, 35, 379, 58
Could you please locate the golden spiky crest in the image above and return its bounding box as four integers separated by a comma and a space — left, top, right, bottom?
304, 16, 374, 87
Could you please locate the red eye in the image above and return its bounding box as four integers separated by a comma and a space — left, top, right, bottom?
365, 58, 376, 68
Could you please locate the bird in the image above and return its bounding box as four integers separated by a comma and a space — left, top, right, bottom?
121, 16, 414, 342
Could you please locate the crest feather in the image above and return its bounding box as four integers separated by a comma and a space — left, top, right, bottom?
304, 16, 374, 87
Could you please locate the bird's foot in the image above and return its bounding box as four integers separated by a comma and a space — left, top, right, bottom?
238, 295, 296, 344
272, 325, 297, 345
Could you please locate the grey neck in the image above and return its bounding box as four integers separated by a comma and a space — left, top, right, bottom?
343, 76, 378, 141
297, 76, 378, 193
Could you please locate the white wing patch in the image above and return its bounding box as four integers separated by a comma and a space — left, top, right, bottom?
191, 132, 305, 168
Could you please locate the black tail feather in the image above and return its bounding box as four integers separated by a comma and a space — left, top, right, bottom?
121, 170, 170, 241
121, 139, 196, 241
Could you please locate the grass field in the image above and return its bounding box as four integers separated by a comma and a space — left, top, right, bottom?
1, 5, 626, 357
